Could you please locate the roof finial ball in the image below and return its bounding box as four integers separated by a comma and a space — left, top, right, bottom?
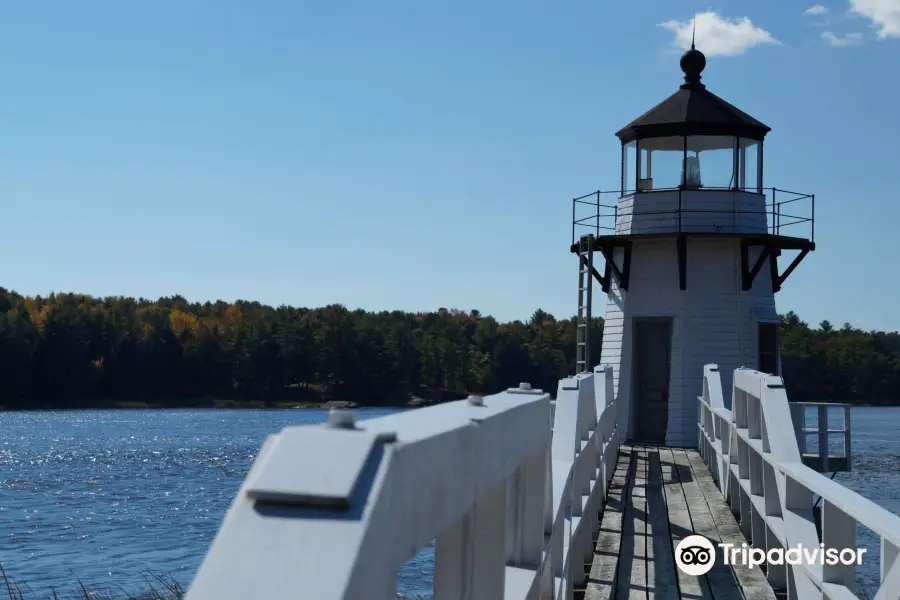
680, 17, 706, 89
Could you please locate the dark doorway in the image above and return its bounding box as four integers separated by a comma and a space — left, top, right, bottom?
631, 318, 673, 443
758, 322, 779, 375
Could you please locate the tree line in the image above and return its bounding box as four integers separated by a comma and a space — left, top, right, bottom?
0, 288, 897, 408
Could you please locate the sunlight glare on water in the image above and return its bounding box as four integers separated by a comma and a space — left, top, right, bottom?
0, 406, 898, 597
0, 408, 434, 598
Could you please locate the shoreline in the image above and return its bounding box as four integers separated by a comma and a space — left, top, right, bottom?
3, 397, 899, 412
0, 399, 414, 411
0, 388, 468, 412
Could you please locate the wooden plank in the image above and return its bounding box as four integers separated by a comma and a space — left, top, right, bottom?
671, 448, 745, 599
585, 447, 633, 599
683, 449, 778, 600
658, 447, 714, 600
617, 447, 647, 600
645, 448, 680, 600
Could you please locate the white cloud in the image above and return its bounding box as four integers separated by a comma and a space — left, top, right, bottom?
659, 12, 779, 57
849, 0, 900, 38
821, 30, 865, 44
804, 4, 830, 15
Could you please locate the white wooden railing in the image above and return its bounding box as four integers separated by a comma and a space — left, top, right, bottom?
698, 364, 900, 600
185, 365, 619, 600
790, 402, 853, 472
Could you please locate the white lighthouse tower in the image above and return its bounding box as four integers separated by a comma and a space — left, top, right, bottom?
572, 44, 815, 447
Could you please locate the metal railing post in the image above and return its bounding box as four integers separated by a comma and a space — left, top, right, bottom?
571, 198, 576, 246
812, 193, 816, 243
771, 188, 776, 235
777, 198, 781, 235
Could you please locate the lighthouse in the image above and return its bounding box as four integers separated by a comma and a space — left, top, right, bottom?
571, 44, 815, 447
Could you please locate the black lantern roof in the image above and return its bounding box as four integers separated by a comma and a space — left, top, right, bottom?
615, 45, 770, 144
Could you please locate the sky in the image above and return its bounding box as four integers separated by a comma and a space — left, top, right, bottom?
1, 0, 898, 330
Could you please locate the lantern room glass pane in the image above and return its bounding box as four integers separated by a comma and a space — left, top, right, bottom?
684, 135, 737, 189
622, 141, 637, 195
739, 139, 761, 193
637, 136, 684, 190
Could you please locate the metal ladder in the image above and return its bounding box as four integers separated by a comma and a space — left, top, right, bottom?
576, 234, 595, 374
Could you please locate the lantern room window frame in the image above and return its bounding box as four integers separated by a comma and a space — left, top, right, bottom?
620, 135, 764, 196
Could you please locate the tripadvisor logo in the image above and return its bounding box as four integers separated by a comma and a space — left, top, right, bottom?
675, 535, 716, 576
675, 534, 867, 576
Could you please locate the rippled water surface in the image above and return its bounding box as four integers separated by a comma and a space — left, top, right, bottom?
815, 407, 900, 594
0, 408, 433, 597
0, 406, 897, 597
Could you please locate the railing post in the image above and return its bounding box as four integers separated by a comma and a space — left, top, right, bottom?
811, 193, 816, 243
571, 198, 576, 246
678, 188, 683, 232
821, 501, 857, 589
818, 404, 829, 472
844, 405, 851, 472
505, 384, 551, 573
771, 188, 776, 235
883, 539, 900, 590
776, 196, 781, 235
790, 404, 806, 455
505, 448, 548, 570
434, 480, 508, 600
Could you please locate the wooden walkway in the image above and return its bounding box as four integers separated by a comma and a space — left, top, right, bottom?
583, 445, 779, 600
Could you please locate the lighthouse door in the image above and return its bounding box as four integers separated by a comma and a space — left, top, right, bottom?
632, 318, 673, 443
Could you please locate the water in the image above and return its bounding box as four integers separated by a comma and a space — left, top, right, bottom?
809, 407, 900, 595
1, 407, 898, 597
0, 408, 434, 598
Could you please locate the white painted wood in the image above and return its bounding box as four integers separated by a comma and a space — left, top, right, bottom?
506, 448, 549, 569
435, 479, 508, 600
599, 236, 778, 448
882, 540, 900, 588
243, 425, 384, 506
698, 365, 900, 600
184, 362, 891, 600
615, 190, 769, 236
185, 367, 620, 600
790, 402, 852, 472
820, 500, 855, 588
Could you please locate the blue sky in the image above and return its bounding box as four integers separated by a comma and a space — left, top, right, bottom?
1, 1, 898, 330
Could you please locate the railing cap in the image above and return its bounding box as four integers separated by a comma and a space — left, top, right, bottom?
764, 375, 785, 389
245, 427, 385, 508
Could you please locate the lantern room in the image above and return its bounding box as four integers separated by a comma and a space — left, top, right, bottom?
615, 45, 768, 195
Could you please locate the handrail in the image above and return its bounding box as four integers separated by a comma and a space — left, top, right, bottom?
698, 365, 900, 599
185, 367, 620, 600
571, 187, 815, 244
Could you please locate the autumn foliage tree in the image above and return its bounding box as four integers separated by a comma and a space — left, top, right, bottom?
0, 288, 898, 408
